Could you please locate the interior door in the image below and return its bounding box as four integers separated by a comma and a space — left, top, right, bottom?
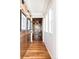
32, 18, 42, 41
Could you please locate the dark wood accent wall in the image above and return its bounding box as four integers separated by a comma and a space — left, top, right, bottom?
32, 18, 43, 41
22, 0, 24, 4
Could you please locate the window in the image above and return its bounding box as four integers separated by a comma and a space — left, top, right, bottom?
21, 13, 27, 31
48, 8, 52, 33
43, 17, 46, 32
45, 13, 49, 32
43, 8, 54, 33
27, 19, 31, 30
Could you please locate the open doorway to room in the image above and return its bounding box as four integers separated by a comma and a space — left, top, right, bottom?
32, 18, 43, 41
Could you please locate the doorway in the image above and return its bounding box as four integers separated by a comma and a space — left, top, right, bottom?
32, 18, 43, 41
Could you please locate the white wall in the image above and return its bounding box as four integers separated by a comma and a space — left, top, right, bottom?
43, 32, 56, 59
43, 0, 56, 59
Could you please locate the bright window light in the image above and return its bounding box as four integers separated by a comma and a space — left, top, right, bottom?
48, 8, 52, 33
45, 13, 49, 32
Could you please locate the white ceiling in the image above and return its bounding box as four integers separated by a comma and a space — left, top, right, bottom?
24, 0, 51, 18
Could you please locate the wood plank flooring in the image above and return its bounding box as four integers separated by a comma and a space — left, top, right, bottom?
22, 41, 51, 59
20, 32, 30, 59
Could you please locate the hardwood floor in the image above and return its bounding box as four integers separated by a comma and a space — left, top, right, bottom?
20, 31, 30, 59
22, 41, 51, 59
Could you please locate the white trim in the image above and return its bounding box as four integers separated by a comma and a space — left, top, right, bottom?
44, 41, 54, 59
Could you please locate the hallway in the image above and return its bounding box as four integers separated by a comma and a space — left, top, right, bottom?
22, 41, 51, 59
20, 0, 56, 59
